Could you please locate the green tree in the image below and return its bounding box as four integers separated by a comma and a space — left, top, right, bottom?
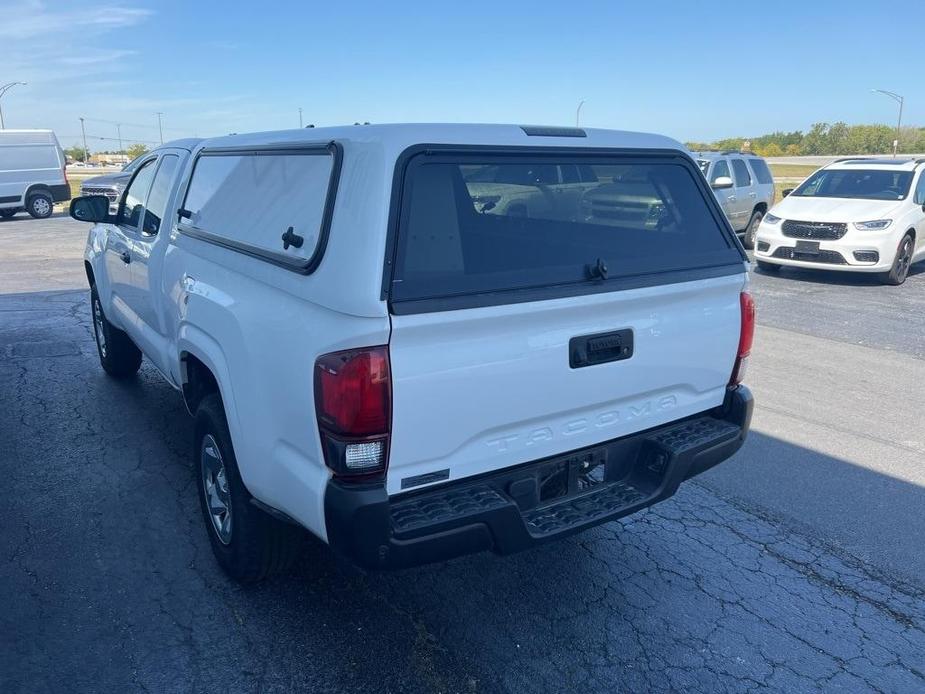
828, 122, 851, 155
125, 143, 149, 159
801, 122, 830, 155
754, 142, 783, 157
65, 144, 89, 162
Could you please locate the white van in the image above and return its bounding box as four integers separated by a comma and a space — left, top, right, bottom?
0, 129, 70, 219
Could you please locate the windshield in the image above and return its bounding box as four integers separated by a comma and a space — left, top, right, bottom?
793, 168, 913, 201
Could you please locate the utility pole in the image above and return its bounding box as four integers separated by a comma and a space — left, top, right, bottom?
576, 99, 586, 127
0, 81, 27, 129
871, 89, 904, 157
299, 108, 303, 128
79, 117, 89, 163
116, 123, 123, 162
156, 112, 164, 145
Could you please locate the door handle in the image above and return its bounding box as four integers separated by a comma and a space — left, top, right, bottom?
120, 251, 131, 264
727, 196, 737, 202
749, 192, 757, 198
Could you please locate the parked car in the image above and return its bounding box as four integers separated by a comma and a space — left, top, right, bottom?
79, 152, 155, 214
0, 129, 70, 219
693, 151, 775, 249
754, 157, 925, 285
71, 124, 755, 582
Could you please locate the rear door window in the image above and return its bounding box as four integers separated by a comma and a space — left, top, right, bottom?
747, 158, 773, 185
730, 159, 752, 188
390, 152, 741, 304
180, 146, 337, 269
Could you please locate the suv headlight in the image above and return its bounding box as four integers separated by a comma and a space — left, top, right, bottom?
763, 213, 782, 225
853, 219, 892, 230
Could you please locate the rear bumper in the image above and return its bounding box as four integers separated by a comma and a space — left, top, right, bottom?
324, 385, 753, 570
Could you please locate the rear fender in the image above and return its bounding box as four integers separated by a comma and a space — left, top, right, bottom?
177, 326, 241, 445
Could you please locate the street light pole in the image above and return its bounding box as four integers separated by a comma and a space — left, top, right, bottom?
116, 124, 123, 162
79, 117, 89, 163
155, 112, 164, 145
0, 81, 27, 129
871, 89, 904, 157
299, 108, 303, 128
576, 99, 586, 127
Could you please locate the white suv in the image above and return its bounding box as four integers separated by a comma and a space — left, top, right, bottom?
754, 158, 925, 285
71, 124, 755, 581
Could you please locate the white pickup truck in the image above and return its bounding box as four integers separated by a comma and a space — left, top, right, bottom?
72, 124, 755, 582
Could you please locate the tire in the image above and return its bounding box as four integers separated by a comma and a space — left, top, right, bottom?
756, 260, 781, 273
195, 393, 302, 583
0, 209, 16, 219
742, 209, 763, 250
26, 191, 53, 219
880, 233, 914, 286
90, 287, 142, 378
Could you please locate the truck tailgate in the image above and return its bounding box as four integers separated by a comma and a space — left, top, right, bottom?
387, 273, 744, 495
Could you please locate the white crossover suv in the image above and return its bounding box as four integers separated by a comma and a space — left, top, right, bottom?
754, 157, 925, 285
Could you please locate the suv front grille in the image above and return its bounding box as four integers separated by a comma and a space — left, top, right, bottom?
781, 220, 847, 240
772, 247, 847, 264
81, 186, 119, 202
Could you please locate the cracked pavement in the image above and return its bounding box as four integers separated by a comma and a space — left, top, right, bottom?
2, 215, 924, 692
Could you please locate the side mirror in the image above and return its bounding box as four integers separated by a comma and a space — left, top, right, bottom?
782, 188, 794, 198
69, 195, 112, 223
711, 176, 734, 190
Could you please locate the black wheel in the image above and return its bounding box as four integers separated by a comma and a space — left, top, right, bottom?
0, 209, 17, 219
90, 287, 142, 378
756, 260, 781, 273
195, 393, 302, 583
742, 209, 763, 250
26, 191, 53, 219
880, 234, 914, 286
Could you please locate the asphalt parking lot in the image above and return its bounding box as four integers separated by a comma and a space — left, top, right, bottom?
2, 214, 925, 693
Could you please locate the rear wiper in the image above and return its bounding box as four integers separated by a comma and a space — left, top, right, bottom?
586, 257, 608, 281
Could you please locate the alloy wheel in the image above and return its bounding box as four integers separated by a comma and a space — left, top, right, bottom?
32, 197, 51, 216
93, 299, 107, 358
201, 434, 233, 544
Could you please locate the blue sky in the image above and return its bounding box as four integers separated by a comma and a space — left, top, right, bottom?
2, 0, 919, 151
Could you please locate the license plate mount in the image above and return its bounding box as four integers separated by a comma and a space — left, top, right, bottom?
794, 240, 821, 256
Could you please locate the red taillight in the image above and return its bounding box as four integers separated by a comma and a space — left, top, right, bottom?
314, 346, 391, 478
730, 292, 755, 387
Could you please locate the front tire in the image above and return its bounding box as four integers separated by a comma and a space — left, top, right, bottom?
195, 393, 302, 583
742, 210, 763, 250
26, 192, 53, 219
90, 287, 142, 378
880, 234, 914, 286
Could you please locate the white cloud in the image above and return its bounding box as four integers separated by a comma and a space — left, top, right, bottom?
0, 3, 152, 39
59, 50, 138, 66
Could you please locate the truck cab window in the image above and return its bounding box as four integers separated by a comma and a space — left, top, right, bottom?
142, 155, 180, 235
118, 159, 157, 230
